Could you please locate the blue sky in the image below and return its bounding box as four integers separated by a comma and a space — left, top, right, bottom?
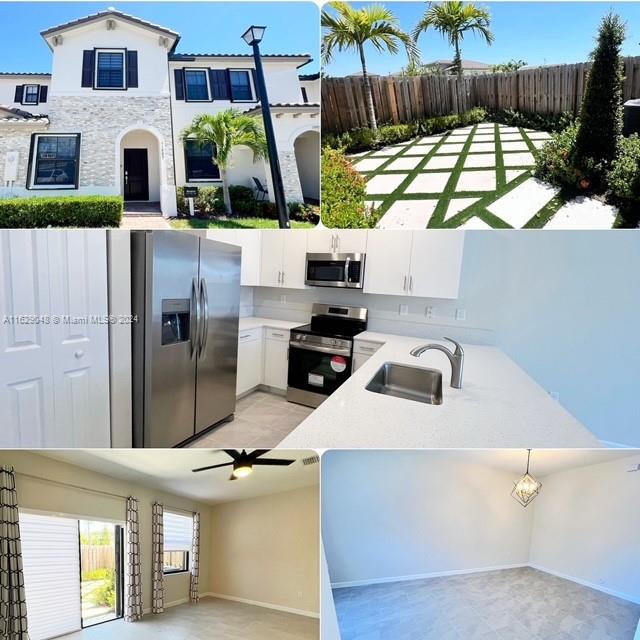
0, 2, 320, 73
323, 2, 640, 76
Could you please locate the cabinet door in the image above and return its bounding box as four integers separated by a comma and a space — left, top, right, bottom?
264, 338, 289, 390
235, 230, 262, 286
237, 336, 263, 395
260, 230, 285, 287
352, 352, 370, 373
335, 230, 368, 254
282, 230, 308, 289
362, 230, 412, 296
409, 231, 465, 299
306, 229, 336, 253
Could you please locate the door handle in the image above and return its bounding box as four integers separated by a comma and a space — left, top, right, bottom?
190, 277, 199, 360
198, 278, 209, 360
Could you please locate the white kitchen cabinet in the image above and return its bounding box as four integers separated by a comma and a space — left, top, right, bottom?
263, 328, 289, 390
237, 328, 263, 395
0, 230, 111, 448
207, 230, 261, 286
307, 230, 368, 254
363, 231, 413, 295
364, 231, 464, 299
259, 231, 307, 289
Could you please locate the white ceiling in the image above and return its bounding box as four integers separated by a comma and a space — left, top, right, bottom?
446, 449, 639, 477
41, 449, 319, 505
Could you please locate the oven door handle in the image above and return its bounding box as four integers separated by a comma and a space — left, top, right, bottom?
344, 256, 351, 284
289, 341, 352, 357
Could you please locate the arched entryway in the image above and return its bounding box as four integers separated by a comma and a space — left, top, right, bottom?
293, 130, 320, 204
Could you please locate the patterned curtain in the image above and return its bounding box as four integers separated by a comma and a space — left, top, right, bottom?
0, 466, 29, 640
125, 497, 143, 622
151, 503, 164, 614
189, 512, 200, 603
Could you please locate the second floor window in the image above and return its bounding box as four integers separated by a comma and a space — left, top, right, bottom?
96, 50, 125, 89
229, 70, 253, 101
23, 85, 39, 105
185, 70, 209, 101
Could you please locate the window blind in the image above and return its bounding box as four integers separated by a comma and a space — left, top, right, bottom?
163, 511, 192, 551
19, 512, 82, 640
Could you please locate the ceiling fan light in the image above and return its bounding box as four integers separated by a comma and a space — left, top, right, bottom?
511, 472, 542, 507
232, 463, 253, 479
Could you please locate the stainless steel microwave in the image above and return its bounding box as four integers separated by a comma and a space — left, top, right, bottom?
305, 253, 366, 289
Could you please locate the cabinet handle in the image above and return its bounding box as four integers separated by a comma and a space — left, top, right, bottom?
409, 275, 413, 292
281, 271, 285, 285
240, 334, 251, 339
335, 235, 339, 251
359, 346, 376, 352
277, 270, 282, 284
403, 275, 407, 291
74, 350, 84, 359
271, 332, 284, 337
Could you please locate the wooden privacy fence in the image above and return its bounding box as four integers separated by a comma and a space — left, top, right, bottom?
322, 57, 640, 133
81, 545, 115, 574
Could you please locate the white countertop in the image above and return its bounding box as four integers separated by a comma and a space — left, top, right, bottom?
239, 317, 301, 331
279, 331, 601, 449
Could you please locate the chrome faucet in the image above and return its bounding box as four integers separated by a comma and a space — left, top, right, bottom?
410, 337, 464, 389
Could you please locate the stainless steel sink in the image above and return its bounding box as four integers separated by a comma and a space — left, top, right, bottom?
365, 362, 443, 405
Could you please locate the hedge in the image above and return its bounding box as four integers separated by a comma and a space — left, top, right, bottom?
0, 195, 123, 228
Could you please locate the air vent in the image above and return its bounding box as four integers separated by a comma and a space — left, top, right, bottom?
302, 455, 320, 466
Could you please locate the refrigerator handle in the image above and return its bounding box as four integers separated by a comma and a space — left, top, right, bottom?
190, 277, 199, 360
198, 277, 210, 360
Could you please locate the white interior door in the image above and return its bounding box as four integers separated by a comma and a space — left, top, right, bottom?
362, 231, 412, 296
20, 512, 82, 640
0, 232, 56, 447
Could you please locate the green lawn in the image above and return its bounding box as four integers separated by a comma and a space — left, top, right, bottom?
170, 217, 315, 229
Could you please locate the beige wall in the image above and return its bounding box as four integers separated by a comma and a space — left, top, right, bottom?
1, 452, 211, 609
209, 484, 320, 615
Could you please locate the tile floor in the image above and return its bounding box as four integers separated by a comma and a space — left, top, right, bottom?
349, 123, 618, 229
189, 390, 314, 448
333, 567, 640, 640
65, 596, 319, 640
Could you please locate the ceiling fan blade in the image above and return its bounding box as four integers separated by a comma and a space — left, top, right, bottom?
192, 462, 234, 473
223, 450, 242, 460
247, 449, 271, 460
252, 458, 296, 466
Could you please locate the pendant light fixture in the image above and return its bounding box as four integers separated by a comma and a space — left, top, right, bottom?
511, 449, 542, 507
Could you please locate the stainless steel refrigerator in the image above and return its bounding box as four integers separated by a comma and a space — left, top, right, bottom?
131, 231, 241, 447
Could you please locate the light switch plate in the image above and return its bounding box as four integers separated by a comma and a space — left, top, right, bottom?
455, 308, 466, 321
399, 304, 409, 316
425, 306, 435, 319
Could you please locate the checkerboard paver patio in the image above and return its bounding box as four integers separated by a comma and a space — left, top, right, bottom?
349, 122, 618, 229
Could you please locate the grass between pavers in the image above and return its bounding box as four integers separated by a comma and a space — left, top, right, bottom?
352, 122, 566, 229
169, 217, 315, 229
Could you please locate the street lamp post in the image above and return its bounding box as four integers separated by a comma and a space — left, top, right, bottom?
241, 25, 290, 229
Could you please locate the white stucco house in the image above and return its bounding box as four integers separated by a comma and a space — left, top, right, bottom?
0, 8, 320, 217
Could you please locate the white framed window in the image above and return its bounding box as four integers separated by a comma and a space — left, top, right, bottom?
29, 133, 81, 189
184, 68, 210, 102
228, 69, 255, 102
95, 49, 125, 89
163, 511, 193, 574
22, 84, 39, 105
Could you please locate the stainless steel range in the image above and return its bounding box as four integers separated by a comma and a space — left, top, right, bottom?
287, 303, 368, 408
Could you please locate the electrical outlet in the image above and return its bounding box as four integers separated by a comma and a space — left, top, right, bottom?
425, 306, 435, 319
455, 308, 466, 321
399, 304, 409, 316
297, 590, 304, 600
549, 391, 560, 401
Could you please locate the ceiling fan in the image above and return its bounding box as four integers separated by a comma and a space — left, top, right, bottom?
192, 449, 296, 480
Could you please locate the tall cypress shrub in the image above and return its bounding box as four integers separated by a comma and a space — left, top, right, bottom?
574, 13, 626, 185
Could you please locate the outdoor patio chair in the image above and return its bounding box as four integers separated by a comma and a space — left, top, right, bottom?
253, 177, 269, 202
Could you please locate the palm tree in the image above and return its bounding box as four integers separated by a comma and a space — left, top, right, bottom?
181, 109, 267, 213
322, 2, 419, 130
413, 1, 494, 78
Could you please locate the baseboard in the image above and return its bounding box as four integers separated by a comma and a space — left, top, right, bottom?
528, 564, 640, 604
201, 592, 319, 618
331, 563, 528, 589
142, 597, 190, 615
600, 439, 635, 449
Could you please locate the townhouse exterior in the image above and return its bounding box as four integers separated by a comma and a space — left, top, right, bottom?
0, 9, 320, 216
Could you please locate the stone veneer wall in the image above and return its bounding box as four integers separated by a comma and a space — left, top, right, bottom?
0, 127, 44, 188
47, 95, 175, 189
278, 149, 304, 203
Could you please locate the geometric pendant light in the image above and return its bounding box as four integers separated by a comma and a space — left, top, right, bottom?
511, 449, 542, 507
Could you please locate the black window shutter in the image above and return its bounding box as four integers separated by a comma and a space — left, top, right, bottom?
174, 69, 185, 100
209, 69, 230, 100
81, 50, 95, 87
14, 85, 23, 103
127, 51, 138, 88
251, 69, 259, 101
39, 85, 48, 103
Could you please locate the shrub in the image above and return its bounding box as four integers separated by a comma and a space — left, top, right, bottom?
490, 108, 576, 133
288, 202, 320, 225
574, 13, 626, 186
176, 186, 225, 216
534, 122, 585, 188
607, 134, 640, 204
321, 149, 381, 228
259, 201, 278, 219
229, 185, 257, 215
0, 195, 122, 228
89, 570, 116, 609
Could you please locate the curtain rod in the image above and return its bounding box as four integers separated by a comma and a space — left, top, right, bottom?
16, 472, 198, 515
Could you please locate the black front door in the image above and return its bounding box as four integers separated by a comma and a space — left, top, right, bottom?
124, 148, 149, 201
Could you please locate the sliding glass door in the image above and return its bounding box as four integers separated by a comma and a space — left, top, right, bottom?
79, 520, 124, 628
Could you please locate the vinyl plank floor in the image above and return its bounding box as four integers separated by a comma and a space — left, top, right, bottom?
333, 567, 640, 640
64, 597, 319, 640
188, 391, 314, 448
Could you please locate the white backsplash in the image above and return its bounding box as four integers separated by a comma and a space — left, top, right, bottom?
239, 287, 254, 318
